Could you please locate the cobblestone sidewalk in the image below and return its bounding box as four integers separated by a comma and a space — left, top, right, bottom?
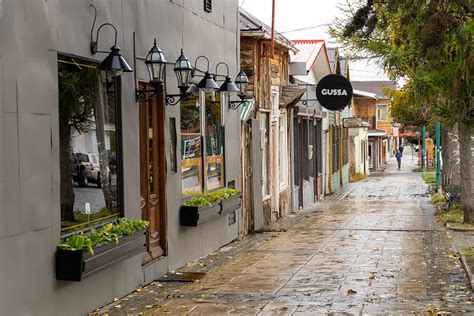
93, 153, 474, 315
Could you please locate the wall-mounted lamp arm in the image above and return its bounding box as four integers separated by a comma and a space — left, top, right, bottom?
215, 62, 230, 78
194, 56, 210, 72
89, 5, 119, 55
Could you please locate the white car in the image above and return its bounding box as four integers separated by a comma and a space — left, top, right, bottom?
75, 153, 102, 187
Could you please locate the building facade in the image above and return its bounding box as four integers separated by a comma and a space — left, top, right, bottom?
352, 81, 397, 171
289, 40, 330, 210
238, 9, 304, 232
0, 1, 242, 315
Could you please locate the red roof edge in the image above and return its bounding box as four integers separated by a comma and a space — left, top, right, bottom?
291, 39, 325, 44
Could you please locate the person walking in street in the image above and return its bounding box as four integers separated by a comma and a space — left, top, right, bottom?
399, 144, 404, 156
396, 149, 402, 170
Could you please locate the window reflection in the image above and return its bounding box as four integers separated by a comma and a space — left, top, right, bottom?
59, 58, 120, 234
181, 95, 202, 195
205, 94, 224, 191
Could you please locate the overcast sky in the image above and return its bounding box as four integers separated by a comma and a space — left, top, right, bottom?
239, 0, 389, 81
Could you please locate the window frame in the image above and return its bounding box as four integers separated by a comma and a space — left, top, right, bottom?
278, 111, 288, 190
377, 104, 388, 121
58, 54, 125, 236
260, 112, 270, 197
179, 91, 226, 196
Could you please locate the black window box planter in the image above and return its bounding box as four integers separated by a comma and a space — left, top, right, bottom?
180, 202, 221, 227
220, 193, 242, 214
55, 229, 147, 281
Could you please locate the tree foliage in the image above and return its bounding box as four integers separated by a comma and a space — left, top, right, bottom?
331, 0, 473, 128
59, 68, 98, 133
331, 0, 474, 221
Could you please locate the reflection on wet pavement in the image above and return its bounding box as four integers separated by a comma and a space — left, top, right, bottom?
96, 157, 474, 315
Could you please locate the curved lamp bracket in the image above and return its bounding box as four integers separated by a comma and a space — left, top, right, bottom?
90, 5, 118, 54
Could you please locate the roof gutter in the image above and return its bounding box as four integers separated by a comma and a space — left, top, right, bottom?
241, 32, 298, 53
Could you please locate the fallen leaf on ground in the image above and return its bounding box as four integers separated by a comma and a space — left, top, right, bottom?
369, 272, 376, 280
347, 289, 357, 295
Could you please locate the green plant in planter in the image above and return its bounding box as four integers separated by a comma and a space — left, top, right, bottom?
183, 188, 240, 207
58, 234, 94, 255
58, 219, 149, 255
183, 196, 212, 207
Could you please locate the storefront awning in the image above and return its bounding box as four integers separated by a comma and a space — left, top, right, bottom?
280, 86, 306, 108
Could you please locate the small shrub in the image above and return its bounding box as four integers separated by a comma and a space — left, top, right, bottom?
461, 247, 474, 257
438, 205, 463, 223
431, 193, 446, 204
422, 172, 436, 184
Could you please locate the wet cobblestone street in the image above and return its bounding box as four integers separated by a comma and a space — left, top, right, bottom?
96, 156, 474, 315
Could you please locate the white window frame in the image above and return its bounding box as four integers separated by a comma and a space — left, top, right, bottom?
377, 104, 388, 121
278, 112, 288, 190
260, 113, 270, 198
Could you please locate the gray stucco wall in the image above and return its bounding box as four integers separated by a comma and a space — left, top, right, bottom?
0, 1, 240, 315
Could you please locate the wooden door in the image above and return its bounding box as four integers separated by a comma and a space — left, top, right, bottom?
139, 84, 167, 263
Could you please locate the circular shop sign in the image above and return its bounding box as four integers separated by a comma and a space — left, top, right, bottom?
316, 74, 353, 111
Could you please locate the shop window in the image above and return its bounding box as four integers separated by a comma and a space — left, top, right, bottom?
316, 120, 322, 175
293, 117, 299, 185
260, 113, 270, 197
331, 126, 340, 174
58, 55, 122, 234
302, 119, 309, 180
180, 92, 225, 195
377, 104, 388, 121
343, 128, 349, 165
180, 95, 202, 195
204, 93, 224, 191
278, 112, 288, 189
308, 119, 315, 179
170, 118, 177, 173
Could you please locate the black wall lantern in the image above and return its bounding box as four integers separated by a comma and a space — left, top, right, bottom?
227, 70, 249, 109
135, 39, 194, 105
174, 49, 194, 95
89, 5, 132, 74
145, 39, 167, 85
134, 37, 248, 108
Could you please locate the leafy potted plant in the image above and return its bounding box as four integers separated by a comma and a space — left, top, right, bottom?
56, 219, 149, 281
179, 195, 221, 227
218, 188, 241, 215
179, 188, 241, 226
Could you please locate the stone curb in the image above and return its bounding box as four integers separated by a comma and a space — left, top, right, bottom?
451, 243, 474, 292
446, 222, 474, 232
435, 204, 474, 292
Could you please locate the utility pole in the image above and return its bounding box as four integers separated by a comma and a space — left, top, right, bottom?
435, 122, 441, 191
422, 125, 426, 172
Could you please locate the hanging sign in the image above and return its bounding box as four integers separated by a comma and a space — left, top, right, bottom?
316, 74, 353, 111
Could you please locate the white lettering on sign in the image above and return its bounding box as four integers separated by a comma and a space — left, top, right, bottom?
321, 89, 348, 96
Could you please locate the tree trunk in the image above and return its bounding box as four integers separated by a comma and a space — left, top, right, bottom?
94, 73, 113, 210
441, 124, 461, 188
59, 104, 76, 222
457, 108, 474, 222
441, 126, 448, 188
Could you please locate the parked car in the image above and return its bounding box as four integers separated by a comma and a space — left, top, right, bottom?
70, 154, 88, 187
74, 153, 102, 187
